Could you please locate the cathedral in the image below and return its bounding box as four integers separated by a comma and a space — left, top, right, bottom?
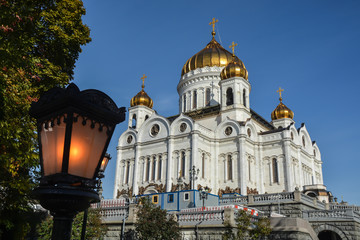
113, 19, 324, 199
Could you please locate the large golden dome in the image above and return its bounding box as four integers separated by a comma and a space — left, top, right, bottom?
181, 33, 242, 76
271, 98, 294, 120
130, 74, 153, 108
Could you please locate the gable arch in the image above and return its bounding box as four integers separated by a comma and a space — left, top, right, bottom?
170, 113, 194, 135
215, 118, 241, 138
118, 129, 138, 147
289, 125, 299, 144
298, 124, 312, 151
138, 114, 171, 142
312, 142, 321, 159
245, 120, 258, 140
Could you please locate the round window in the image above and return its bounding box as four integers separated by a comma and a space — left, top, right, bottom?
180, 123, 187, 132
225, 126, 233, 136
127, 135, 133, 144
151, 124, 160, 136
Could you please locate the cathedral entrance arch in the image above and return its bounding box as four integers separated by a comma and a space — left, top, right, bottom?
315, 224, 348, 240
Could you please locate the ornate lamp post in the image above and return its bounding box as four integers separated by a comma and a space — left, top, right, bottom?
30, 83, 125, 240
189, 165, 199, 190
199, 186, 210, 210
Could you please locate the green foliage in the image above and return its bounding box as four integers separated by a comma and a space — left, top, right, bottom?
223, 210, 271, 240
37, 208, 107, 239
135, 198, 181, 240
0, 0, 91, 237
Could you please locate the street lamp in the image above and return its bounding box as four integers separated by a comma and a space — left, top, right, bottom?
199, 186, 210, 211
98, 153, 111, 179
98, 153, 112, 198
189, 166, 199, 190
30, 83, 125, 240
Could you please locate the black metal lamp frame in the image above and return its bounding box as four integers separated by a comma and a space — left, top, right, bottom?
30, 83, 125, 240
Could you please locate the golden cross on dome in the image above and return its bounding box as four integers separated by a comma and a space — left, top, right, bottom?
229, 41, 238, 56
277, 87, 284, 101
209, 18, 218, 37
141, 74, 147, 89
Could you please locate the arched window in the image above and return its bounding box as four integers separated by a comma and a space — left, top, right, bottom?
125, 161, 130, 184
302, 136, 306, 147
146, 157, 150, 181
226, 88, 234, 106
145, 115, 149, 120
193, 90, 197, 109
205, 88, 211, 106
272, 158, 279, 183
132, 114, 137, 128
243, 89, 247, 107
227, 155, 232, 180
152, 156, 156, 181
202, 153, 205, 178
183, 95, 186, 112
181, 151, 186, 177
157, 156, 162, 180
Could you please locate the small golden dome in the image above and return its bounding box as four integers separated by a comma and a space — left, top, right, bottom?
271, 98, 294, 120
181, 34, 241, 76
220, 58, 248, 80
130, 74, 153, 108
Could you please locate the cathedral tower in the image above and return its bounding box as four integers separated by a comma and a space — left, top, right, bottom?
128, 74, 154, 131
219, 41, 251, 121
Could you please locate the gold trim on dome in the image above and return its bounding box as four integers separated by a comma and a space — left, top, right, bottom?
271, 88, 294, 120
130, 74, 153, 108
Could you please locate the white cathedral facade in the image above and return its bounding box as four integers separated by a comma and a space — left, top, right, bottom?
113, 27, 324, 199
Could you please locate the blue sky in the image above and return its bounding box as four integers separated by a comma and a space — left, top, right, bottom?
73, 1, 360, 204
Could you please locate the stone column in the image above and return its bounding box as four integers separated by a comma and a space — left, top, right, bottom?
166, 137, 173, 192
149, 156, 153, 182
113, 148, 122, 199
238, 135, 247, 195
232, 153, 236, 182
257, 145, 264, 193
297, 149, 303, 190
121, 161, 126, 186
132, 144, 140, 195
154, 155, 158, 181
283, 136, 293, 191
191, 131, 199, 189
269, 159, 273, 186
141, 158, 145, 183
128, 162, 133, 186
311, 157, 316, 184
211, 141, 218, 193
223, 156, 227, 183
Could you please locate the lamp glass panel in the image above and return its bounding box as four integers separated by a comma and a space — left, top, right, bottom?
100, 157, 109, 172
68, 116, 109, 179
40, 115, 66, 176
